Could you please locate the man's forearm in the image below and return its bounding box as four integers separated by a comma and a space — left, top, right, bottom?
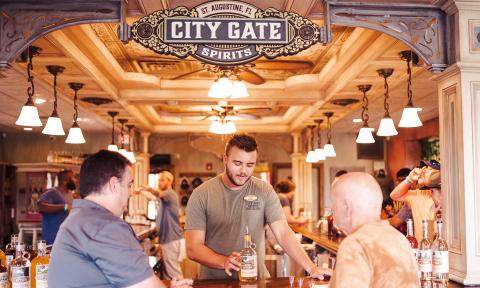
38, 202, 65, 214
187, 243, 227, 270
277, 229, 315, 273
390, 181, 411, 201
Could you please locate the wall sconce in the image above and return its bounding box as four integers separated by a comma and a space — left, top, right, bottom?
398, 50, 423, 128
65, 82, 86, 144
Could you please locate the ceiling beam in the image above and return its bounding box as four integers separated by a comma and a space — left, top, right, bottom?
152, 123, 290, 133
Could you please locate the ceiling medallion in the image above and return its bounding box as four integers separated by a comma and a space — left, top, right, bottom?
330, 98, 359, 106
81, 97, 113, 106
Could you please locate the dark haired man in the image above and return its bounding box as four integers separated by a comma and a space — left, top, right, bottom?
185, 134, 330, 280
38, 169, 77, 245
48, 150, 192, 288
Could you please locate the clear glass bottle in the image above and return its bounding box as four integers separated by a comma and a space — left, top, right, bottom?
432, 218, 449, 287
9, 243, 30, 288
418, 220, 432, 287
0, 248, 5, 271
239, 226, 257, 282
31, 240, 49, 288
0, 258, 7, 288
406, 219, 418, 258
5, 234, 19, 271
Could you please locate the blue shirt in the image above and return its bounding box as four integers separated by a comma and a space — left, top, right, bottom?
38, 187, 69, 245
156, 188, 183, 244
48, 199, 153, 287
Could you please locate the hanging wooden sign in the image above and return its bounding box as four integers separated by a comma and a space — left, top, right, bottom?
130, 0, 324, 66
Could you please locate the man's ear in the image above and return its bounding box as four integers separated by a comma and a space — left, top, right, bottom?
108, 176, 119, 195
344, 199, 352, 227
223, 154, 228, 166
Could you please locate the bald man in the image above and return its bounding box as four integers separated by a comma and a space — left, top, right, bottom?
329, 172, 419, 288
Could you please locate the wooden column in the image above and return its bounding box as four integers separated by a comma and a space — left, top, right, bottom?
290, 132, 313, 216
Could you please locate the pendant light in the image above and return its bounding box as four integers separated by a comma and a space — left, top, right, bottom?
126, 124, 137, 164
356, 84, 375, 144
398, 50, 423, 127
306, 125, 318, 163
16, 46, 43, 127
118, 118, 128, 158
42, 65, 65, 135
107, 111, 119, 151
314, 119, 326, 161
376, 68, 398, 137
323, 112, 336, 157
65, 82, 86, 144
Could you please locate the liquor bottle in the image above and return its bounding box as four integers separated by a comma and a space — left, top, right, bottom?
9, 243, 30, 288
0, 248, 5, 271
5, 234, 19, 271
0, 259, 7, 288
406, 219, 418, 258
432, 218, 449, 287
418, 220, 432, 287
26, 245, 37, 262
31, 240, 49, 288
239, 226, 257, 282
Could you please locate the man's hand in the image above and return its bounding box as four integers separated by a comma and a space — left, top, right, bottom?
309, 266, 333, 280
223, 251, 241, 276
170, 278, 193, 288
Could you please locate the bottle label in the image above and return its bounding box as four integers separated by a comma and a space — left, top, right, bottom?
240, 255, 257, 278
411, 248, 418, 259
0, 271, 7, 285
6, 255, 13, 269
418, 249, 432, 272
36, 264, 49, 288
11, 266, 30, 288
432, 251, 449, 274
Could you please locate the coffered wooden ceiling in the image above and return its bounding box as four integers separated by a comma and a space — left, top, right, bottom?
0, 0, 441, 135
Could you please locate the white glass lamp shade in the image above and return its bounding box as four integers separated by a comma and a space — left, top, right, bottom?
306, 150, 318, 163
323, 143, 336, 157
65, 123, 86, 144
126, 151, 136, 163
209, 120, 223, 134
208, 81, 223, 98
16, 104, 43, 127
118, 148, 128, 158
223, 121, 237, 134
42, 115, 65, 135
107, 144, 119, 152
398, 107, 423, 127
356, 127, 375, 144
231, 80, 249, 98
314, 148, 326, 161
377, 117, 398, 136
216, 76, 233, 97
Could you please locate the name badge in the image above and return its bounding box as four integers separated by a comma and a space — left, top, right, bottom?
244, 195, 258, 202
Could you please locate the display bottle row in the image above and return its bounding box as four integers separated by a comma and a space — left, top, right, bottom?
405, 218, 449, 288
0, 235, 50, 288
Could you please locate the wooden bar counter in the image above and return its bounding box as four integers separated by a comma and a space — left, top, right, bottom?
169, 278, 328, 287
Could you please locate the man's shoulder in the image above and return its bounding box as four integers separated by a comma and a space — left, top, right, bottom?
192, 175, 221, 194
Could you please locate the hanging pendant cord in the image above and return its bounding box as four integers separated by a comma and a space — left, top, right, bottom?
361, 90, 369, 126
27, 47, 35, 103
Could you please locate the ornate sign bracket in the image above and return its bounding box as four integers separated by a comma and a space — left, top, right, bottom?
324, 1, 449, 73
0, 0, 124, 70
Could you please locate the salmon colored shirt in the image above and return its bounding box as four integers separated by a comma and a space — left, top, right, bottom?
329, 221, 419, 288
405, 189, 435, 243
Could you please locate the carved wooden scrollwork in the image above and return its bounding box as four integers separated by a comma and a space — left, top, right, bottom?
0, 1, 124, 70
324, 1, 449, 73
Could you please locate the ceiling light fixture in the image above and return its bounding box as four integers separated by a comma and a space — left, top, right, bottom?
126, 124, 136, 164
42, 65, 65, 136
16, 46, 43, 127
356, 84, 375, 144
65, 82, 86, 144
107, 111, 119, 151
209, 116, 237, 134
398, 50, 423, 128
208, 70, 249, 99
314, 119, 326, 161
376, 68, 398, 137
306, 125, 318, 163
118, 118, 128, 158
323, 112, 336, 157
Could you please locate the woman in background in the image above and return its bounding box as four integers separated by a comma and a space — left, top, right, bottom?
275, 179, 307, 224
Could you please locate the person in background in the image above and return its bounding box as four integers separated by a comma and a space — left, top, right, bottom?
334, 170, 347, 183
185, 134, 330, 280
374, 169, 393, 200
275, 179, 307, 224
388, 168, 412, 234
139, 171, 184, 280
48, 150, 192, 288
329, 172, 419, 288
390, 160, 441, 242
38, 169, 77, 245
380, 198, 395, 219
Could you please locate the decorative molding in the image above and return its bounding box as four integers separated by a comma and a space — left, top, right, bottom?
0, 0, 124, 70
324, 1, 449, 73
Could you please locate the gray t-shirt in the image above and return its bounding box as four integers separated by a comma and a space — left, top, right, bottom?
156, 188, 183, 244
48, 199, 153, 288
185, 175, 285, 280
